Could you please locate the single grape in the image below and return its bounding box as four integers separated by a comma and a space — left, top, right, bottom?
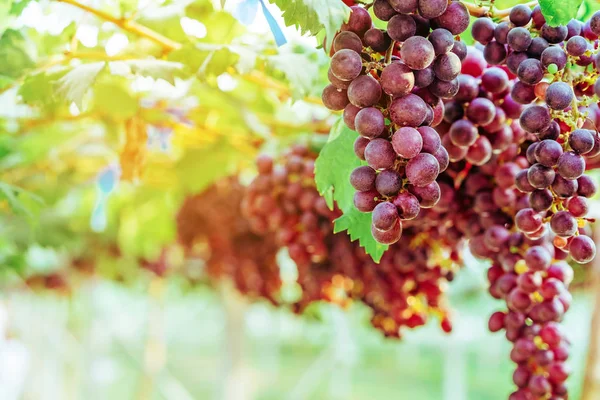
451, 40, 468, 61
409, 181, 441, 207
532, 5, 546, 28
371, 219, 402, 244
527, 37, 549, 59
567, 18, 583, 39
348, 75, 382, 108
380, 62, 414, 97
455, 74, 479, 102
355, 107, 385, 138
545, 82, 573, 110
557, 151, 585, 179
566, 35, 588, 56
551, 211, 578, 237
365, 138, 397, 170
515, 208, 543, 233
363, 28, 391, 53
578, 175, 598, 197
392, 127, 423, 159
483, 41, 507, 65
510, 4, 532, 26
541, 47, 568, 70
553, 175, 579, 198
372, 201, 400, 231
389, 94, 427, 126
570, 235, 597, 263
569, 129, 595, 154
388, 14, 417, 42
530, 189, 554, 211
542, 24, 568, 43
591, 11, 600, 36
393, 191, 421, 220
373, 0, 397, 21
433, 146, 449, 172
343, 104, 360, 130
567, 196, 588, 217
322, 85, 349, 110
433, 53, 461, 81
461, 48, 487, 77
401, 36, 435, 70
433, 1, 470, 35
328, 68, 351, 90
429, 28, 454, 56
489, 311, 506, 332
413, 67, 435, 88
520, 105, 551, 133
417, 126, 441, 154
472, 17, 495, 45
507, 52, 529, 75
494, 22, 510, 44
330, 49, 362, 81
354, 136, 369, 160
350, 166, 377, 192
466, 136, 493, 166
354, 189, 381, 212
342, 6, 372, 37
511, 81, 536, 104
507, 27, 533, 52
406, 153, 440, 187
517, 58, 544, 85
418, 0, 447, 18
333, 31, 363, 54
535, 139, 563, 167
444, 100, 464, 123
449, 119, 478, 147
481, 67, 509, 93
467, 97, 496, 126
528, 163, 556, 189
389, 0, 417, 14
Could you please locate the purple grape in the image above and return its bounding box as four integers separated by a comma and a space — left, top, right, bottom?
552, 175, 578, 198
328, 68, 351, 90
364, 138, 397, 170
433, 1, 470, 35
417, 127, 441, 154
429, 78, 459, 99
413, 67, 435, 88
409, 181, 441, 207
322, 85, 349, 110
557, 151, 585, 179
406, 153, 440, 187
392, 127, 423, 159
333, 31, 363, 54
401, 36, 435, 70
550, 211, 577, 237
373, 0, 397, 21
449, 119, 478, 147
520, 105, 551, 133
527, 37, 549, 58
429, 28, 454, 55
343, 104, 360, 130
507, 52, 529, 75
354, 189, 381, 212
467, 97, 496, 126
481, 67, 509, 93
388, 14, 417, 42
393, 191, 420, 220
483, 41, 507, 65
528, 163, 556, 188
433, 146, 449, 172
354, 136, 369, 160
347, 75, 382, 108
389, 94, 427, 126
389, 0, 417, 14
451, 40, 467, 60
530, 189, 554, 212
330, 49, 362, 81
508, 27, 532, 52
568, 196, 589, 217
569, 235, 596, 263
350, 166, 377, 192
541, 47, 567, 70
472, 17, 495, 45
363, 28, 391, 53
418, 0, 447, 18
535, 139, 563, 167
517, 58, 544, 85
444, 100, 464, 123
566, 36, 588, 56
591, 11, 600, 36
342, 6, 372, 37
510, 4, 532, 26
515, 208, 543, 233
569, 129, 595, 154
355, 107, 385, 139
567, 18, 583, 38
466, 136, 493, 166
545, 82, 573, 110
542, 24, 568, 43
371, 219, 402, 244
578, 175, 598, 197
372, 201, 399, 230
455, 74, 479, 102
511, 81, 536, 104
494, 22, 510, 44
433, 52, 461, 81
380, 62, 414, 97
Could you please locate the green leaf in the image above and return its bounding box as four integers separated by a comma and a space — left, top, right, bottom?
539, 0, 584, 26
56, 62, 106, 109
334, 208, 388, 263
268, 53, 319, 99
0, 29, 35, 79
0, 182, 44, 222
197, 47, 240, 77
110, 59, 184, 85
169, 44, 239, 77
19, 69, 68, 109
93, 82, 139, 120
315, 118, 389, 262
268, 0, 350, 48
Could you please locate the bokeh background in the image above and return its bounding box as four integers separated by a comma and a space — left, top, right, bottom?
1, 0, 600, 399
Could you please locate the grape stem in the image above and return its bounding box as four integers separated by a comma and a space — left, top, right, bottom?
464, 0, 538, 18
384, 40, 396, 64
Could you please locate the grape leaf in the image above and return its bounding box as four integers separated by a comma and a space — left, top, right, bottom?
315, 118, 389, 262
93, 82, 139, 120
268, 53, 319, 99
56, 62, 106, 109
110, 60, 184, 85
334, 208, 388, 263
267, 0, 350, 48
539, 0, 584, 26
0, 29, 35, 79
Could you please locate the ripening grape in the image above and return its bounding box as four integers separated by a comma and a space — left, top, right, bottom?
388, 14, 417, 42
348, 75, 383, 108
355, 107, 386, 139
545, 82, 573, 110
405, 153, 440, 187
372, 201, 400, 230
330, 49, 363, 81
365, 138, 397, 170
350, 166, 377, 192
389, 94, 428, 126
392, 127, 423, 159
322, 85, 349, 110
380, 62, 415, 97
401, 36, 435, 70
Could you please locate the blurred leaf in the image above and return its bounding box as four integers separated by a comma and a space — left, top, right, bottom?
0, 182, 44, 221
539, 0, 584, 26
10, 0, 33, 16
198, 47, 240, 77
267, 0, 350, 48
0, 29, 35, 79
315, 119, 388, 262
19, 69, 68, 109
268, 53, 318, 99
198, 11, 244, 44
56, 62, 106, 109
93, 82, 139, 120
112, 59, 185, 84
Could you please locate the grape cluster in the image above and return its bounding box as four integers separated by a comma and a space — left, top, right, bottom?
471, 7, 600, 265
176, 178, 282, 304
322, 1, 471, 244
